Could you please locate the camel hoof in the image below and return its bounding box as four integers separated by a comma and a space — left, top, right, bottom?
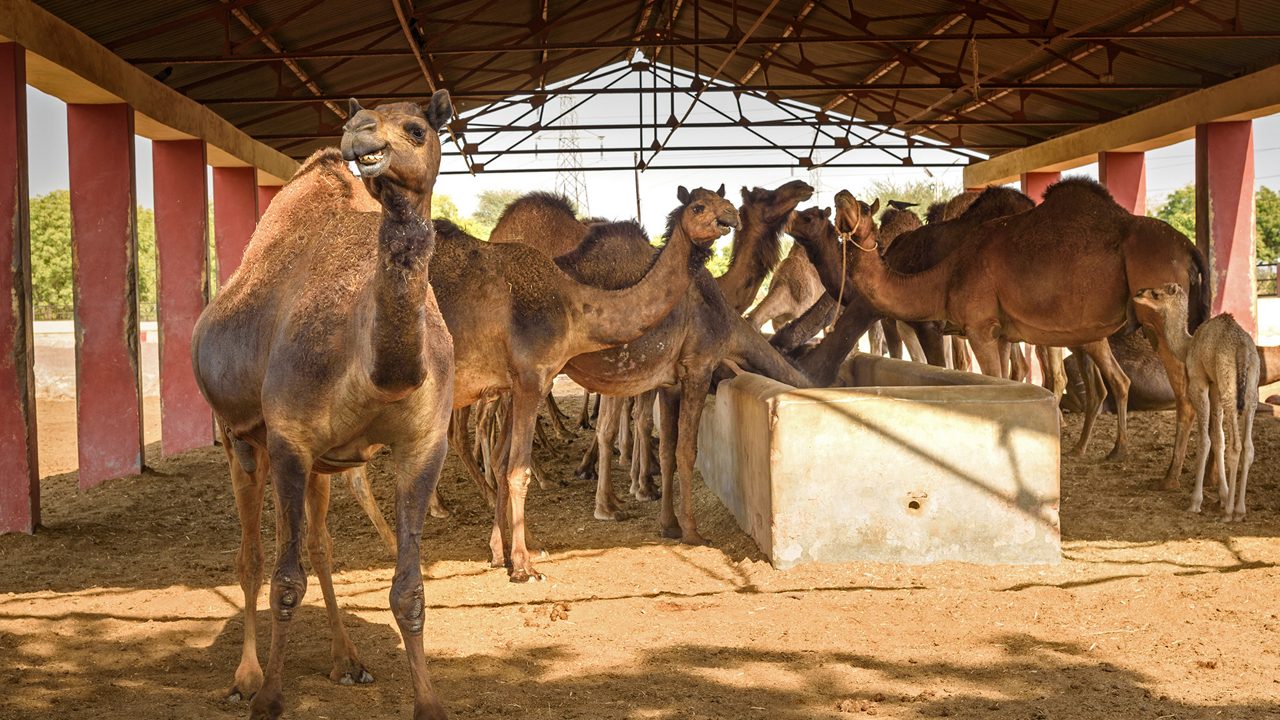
509, 568, 546, 584
248, 694, 284, 720
1188, 504, 1202, 514
226, 687, 251, 703
575, 469, 597, 481
333, 666, 374, 686
660, 522, 682, 540
227, 673, 263, 702
680, 531, 711, 547
634, 486, 661, 502
1065, 446, 1087, 459
594, 507, 628, 521
1104, 448, 1127, 462
429, 506, 450, 519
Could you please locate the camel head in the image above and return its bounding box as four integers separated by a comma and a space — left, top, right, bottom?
787, 206, 835, 247
341, 90, 453, 211
833, 190, 880, 245
672, 184, 739, 247
1133, 283, 1187, 317
740, 179, 815, 226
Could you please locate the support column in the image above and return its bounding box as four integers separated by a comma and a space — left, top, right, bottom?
1020, 171, 1061, 204
68, 103, 143, 489
1099, 151, 1147, 215
154, 140, 212, 455
0, 43, 39, 533
212, 166, 257, 284
256, 184, 281, 219
1196, 121, 1257, 336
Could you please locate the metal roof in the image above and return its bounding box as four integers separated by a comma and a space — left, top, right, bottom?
29, 0, 1280, 174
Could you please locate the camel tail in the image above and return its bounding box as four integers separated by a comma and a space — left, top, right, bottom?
1188, 244, 1211, 334
728, 318, 813, 388
1235, 342, 1252, 414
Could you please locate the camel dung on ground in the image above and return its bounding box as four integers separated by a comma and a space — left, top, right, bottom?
191, 93, 456, 720
1134, 284, 1259, 521
831, 179, 1208, 485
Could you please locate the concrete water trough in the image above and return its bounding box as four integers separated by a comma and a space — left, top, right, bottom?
697, 353, 1061, 568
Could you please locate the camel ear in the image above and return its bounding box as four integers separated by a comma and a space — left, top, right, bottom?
1164, 282, 1182, 294
423, 89, 453, 131
347, 98, 363, 117
677, 186, 691, 204
869, 198, 881, 215
716, 183, 726, 198
740, 186, 751, 202
822, 207, 832, 219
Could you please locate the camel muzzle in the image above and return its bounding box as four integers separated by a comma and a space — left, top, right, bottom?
342, 132, 392, 178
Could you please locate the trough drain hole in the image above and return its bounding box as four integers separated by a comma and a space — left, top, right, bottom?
908, 500, 921, 510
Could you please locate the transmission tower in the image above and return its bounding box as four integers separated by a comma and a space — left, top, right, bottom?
554, 95, 590, 215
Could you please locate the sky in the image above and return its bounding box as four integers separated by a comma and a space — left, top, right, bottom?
24, 62, 1280, 233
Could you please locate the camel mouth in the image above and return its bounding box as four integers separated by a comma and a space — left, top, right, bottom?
355, 148, 391, 177
715, 218, 735, 235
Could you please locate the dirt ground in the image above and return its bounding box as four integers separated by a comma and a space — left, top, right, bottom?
3, 388, 1280, 720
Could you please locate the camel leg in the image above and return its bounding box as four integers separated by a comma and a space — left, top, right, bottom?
969, 337, 1005, 378
345, 468, 397, 556
543, 392, 572, 440
673, 373, 714, 546
1068, 351, 1108, 459
304, 472, 374, 686
1008, 342, 1029, 382
882, 319, 904, 360
504, 383, 545, 582
1187, 378, 1212, 514
867, 320, 887, 356
388, 435, 450, 720
744, 287, 792, 331
896, 321, 927, 363
248, 438, 311, 720
224, 427, 267, 703
577, 389, 593, 429
1080, 339, 1131, 462
631, 390, 659, 501
1038, 346, 1067, 404
950, 336, 972, 373
1233, 401, 1256, 522
575, 432, 599, 480
449, 406, 495, 507
486, 399, 512, 569
657, 388, 681, 539
593, 395, 627, 521
1217, 395, 1237, 521
616, 396, 634, 468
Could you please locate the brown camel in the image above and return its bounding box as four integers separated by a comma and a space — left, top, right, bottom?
554, 216, 812, 542
488, 191, 591, 255
192, 94, 455, 719
1134, 284, 1259, 520
830, 180, 1208, 481
715, 180, 815, 313
426, 185, 737, 580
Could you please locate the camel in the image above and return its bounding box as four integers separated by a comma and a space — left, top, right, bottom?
744, 242, 830, 332
774, 187, 1033, 385
554, 219, 812, 543
425, 185, 737, 580
191, 94, 455, 719
488, 191, 591, 255
829, 179, 1208, 481
714, 180, 815, 312
1134, 284, 1259, 520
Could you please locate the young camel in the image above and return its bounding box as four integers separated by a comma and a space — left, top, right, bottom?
192, 94, 455, 719
1134, 284, 1259, 520
828, 180, 1208, 479
554, 217, 812, 542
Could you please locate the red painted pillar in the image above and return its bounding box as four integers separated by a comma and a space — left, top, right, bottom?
256, 184, 281, 219
1099, 151, 1147, 215
153, 140, 212, 455
1196, 121, 1257, 336
1020, 171, 1061, 204
0, 44, 39, 533
68, 103, 144, 489
212, 166, 258, 284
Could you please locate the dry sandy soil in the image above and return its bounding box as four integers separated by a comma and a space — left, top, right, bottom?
3, 390, 1280, 720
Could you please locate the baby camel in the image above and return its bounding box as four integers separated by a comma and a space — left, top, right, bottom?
1133, 284, 1259, 521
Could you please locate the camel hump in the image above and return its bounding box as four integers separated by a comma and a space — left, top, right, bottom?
1041, 176, 1117, 205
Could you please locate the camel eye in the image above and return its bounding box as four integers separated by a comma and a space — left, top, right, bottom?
405, 123, 426, 142
693, 204, 704, 214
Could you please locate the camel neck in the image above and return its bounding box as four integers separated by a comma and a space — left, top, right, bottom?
571, 222, 707, 353
852, 243, 951, 322
367, 190, 435, 398
1158, 307, 1195, 362
716, 210, 784, 312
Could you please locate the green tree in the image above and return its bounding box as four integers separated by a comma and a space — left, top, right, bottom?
430, 192, 483, 236
1152, 184, 1195, 241
861, 179, 959, 222
469, 188, 525, 239
1256, 186, 1280, 264
28, 189, 158, 319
